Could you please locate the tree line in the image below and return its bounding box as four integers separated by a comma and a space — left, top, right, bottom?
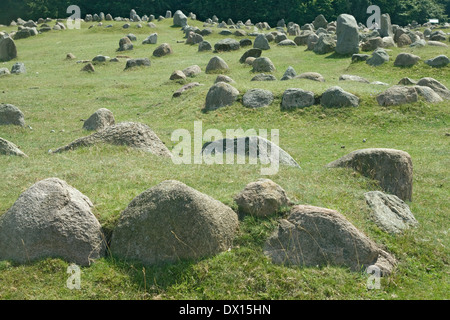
1, 0, 449, 27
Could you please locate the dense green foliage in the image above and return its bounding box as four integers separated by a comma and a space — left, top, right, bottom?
1, 0, 448, 27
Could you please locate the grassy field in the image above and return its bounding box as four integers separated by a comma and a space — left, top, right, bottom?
0, 18, 449, 300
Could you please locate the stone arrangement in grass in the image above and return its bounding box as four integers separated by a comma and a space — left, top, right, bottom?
0, 8, 447, 276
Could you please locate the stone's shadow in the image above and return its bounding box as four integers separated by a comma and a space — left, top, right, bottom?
325, 52, 353, 59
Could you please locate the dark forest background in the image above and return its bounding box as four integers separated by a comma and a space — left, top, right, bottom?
1, 0, 449, 27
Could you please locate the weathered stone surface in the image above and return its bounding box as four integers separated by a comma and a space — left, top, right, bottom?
0, 137, 27, 157
0, 178, 106, 266
280, 66, 297, 81
327, 148, 413, 201
110, 180, 239, 265
364, 191, 418, 234
313, 34, 336, 54
212, 75, 232, 85
335, 14, 359, 55
264, 205, 396, 275
251, 73, 277, 81
339, 74, 370, 84
414, 86, 444, 103
170, 70, 186, 81
11, 62, 26, 74
152, 43, 173, 57
124, 58, 151, 70
366, 48, 389, 66
202, 136, 300, 168
394, 53, 421, 67
52, 122, 172, 157
295, 72, 325, 82
352, 54, 370, 63
182, 65, 201, 77
81, 62, 95, 72
253, 34, 270, 50
205, 56, 229, 74
416, 77, 450, 100
0, 104, 25, 126
376, 86, 419, 106
234, 179, 291, 217
281, 88, 315, 110
252, 57, 275, 73
214, 38, 240, 52
204, 82, 239, 111
380, 14, 393, 38
239, 48, 262, 64
321, 86, 359, 107
173, 10, 188, 27
117, 37, 133, 51
0, 36, 17, 62
173, 82, 201, 98
425, 55, 449, 68
83, 108, 115, 131
142, 33, 157, 44
198, 40, 212, 52
242, 89, 274, 108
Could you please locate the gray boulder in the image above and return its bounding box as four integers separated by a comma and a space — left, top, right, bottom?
0, 178, 106, 266
0, 67, 10, 76
264, 205, 396, 275
205, 56, 229, 74
327, 148, 413, 201
201, 136, 300, 168
0, 104, 25, 126
11, 62, 26, 74
242, 89, 274, 108
335, 14, 360, 55
321, 86, 359, 108
364, 191, 418, 234
339, 74, 370, 84
281, 88, 315, 110
215, 74, 235, 84
416, 77, 450, 100
234, 179, 291, 217
117, 37, 133, 51
110, 180, 239, 265
295, 72, 325, 82
153, 43, 173, 57
173, 10, 188, 27
204, 82, 239, 111
313, 14, 328, 29
83, 108, 115, 131
280, 66, 297, 81
379, 14, 393, 38
0, 36, 17, 62
252, 57, 275, 73
253, 34, 270, 50
52, 122, 172, 157
124, 58, 151, 70
414, 86, 444, 103
182, 65, 201, 78
394, 53, 421, 67
366, 48, 389, 66
142, 33, 157, 44
239, 48, 262, 64
425, 55, 449, 68
376, 86, 419, 106
251, 73, 277, 81
214, 38, 240, 52
0, 137, 27, 157
198, 40, 212, 52
313, 34, 336, 54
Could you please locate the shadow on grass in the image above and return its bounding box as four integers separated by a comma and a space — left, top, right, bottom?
325, 52, 354, 60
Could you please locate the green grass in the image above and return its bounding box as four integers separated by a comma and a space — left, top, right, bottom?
0, 19, 449, 300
